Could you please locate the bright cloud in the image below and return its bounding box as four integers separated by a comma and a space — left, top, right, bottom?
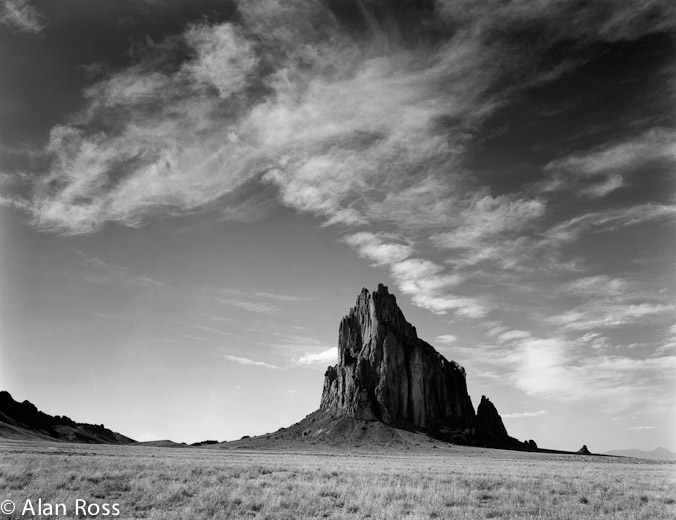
295, 348, 338, 367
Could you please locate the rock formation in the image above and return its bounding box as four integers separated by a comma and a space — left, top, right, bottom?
475, 396, 509, 444
577, 445, 592, 455
320, 284, 520, 447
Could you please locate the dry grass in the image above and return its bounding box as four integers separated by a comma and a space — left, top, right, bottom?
0, 440, 674, 519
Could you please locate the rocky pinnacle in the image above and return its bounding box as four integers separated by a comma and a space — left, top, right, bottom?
321, 284, 479, 441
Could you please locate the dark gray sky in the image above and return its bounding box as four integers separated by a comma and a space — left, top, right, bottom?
1, 0, 674, 451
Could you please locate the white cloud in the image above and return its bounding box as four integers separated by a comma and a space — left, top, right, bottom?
344, 232, 413, 266
546, 129, 676, 177
498, 335, 676, 411
342, 231, 486, 318
0, 0, 46, 33
185, 23, 258, 99
295, 348, 337, 366
223, 355, 279, 369
435, 334, 457, 344
389, 258, 486, 317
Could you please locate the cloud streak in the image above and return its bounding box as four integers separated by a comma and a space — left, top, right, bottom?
544, 129, 676, 198
0, 0, 46, 34
503, 410, 549, 419
223, 355, 279, 370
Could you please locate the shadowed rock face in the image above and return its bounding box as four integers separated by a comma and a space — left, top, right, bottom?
476, 396, 509, 443
321, 284, 476, 437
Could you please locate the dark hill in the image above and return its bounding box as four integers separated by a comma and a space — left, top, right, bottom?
0, 391, 134, 444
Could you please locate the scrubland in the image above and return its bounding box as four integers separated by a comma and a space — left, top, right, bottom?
1, 440, 674, 519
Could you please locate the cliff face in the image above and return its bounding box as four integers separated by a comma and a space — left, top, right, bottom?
320, 284, 476, 438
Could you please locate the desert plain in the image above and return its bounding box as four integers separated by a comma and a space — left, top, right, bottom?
1, 438, 674, 520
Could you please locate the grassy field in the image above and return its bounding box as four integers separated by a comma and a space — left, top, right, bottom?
0, 440, 674, 519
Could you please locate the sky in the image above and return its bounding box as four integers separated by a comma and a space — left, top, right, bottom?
0, 0, 674, 452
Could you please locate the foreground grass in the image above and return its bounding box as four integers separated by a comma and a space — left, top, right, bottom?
0, 441, 674, 519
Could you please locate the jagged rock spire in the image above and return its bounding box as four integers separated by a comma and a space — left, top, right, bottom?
321, 284, 476, 439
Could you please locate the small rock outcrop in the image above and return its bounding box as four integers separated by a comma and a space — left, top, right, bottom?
577, 445, 592, 455
476, 396, 509, 444
320, 284, 518, 446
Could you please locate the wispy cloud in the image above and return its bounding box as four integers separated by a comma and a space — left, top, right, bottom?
544, 204, 676, 246
223, 355, 279, 370
497, 330, 532, 342
0, 0, 46, 34
563, 276, 629, 297
252, 292, 314, 303
344, 232, 413, 266
549, 303, 676, 331
210, 288, 313, 315
182, 334, 212, 344
77, 253, 166, 293
549, 129, 676, 174
431, 194, 546, 267
214, 298, 279, 315
545, 274, 675, 332
503, 410, 550, 419
435, 334, 457, 344
545, 129, 676, 199
188, 323, 240, 338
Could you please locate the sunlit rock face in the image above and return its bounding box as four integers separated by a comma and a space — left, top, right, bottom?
321, 284, 476, 437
